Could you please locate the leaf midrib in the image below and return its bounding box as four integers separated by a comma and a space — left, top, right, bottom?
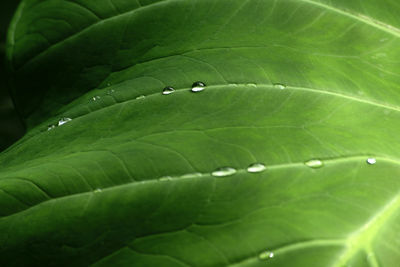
0, 154, 386, 220
65, 83, 400, 125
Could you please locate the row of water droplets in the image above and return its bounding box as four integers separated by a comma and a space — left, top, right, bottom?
48, 85, 118, 130
48, 81, 286, 131
210, 157, 376, 177
92, 88, 115, 101
163, 81, 206, 95
47, 117, 72, 131
162, 82, 288, 95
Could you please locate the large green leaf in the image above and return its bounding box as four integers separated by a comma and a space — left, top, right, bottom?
1, 0, 400, 266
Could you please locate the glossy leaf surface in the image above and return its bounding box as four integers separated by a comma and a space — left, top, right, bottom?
1, 0, 400, 266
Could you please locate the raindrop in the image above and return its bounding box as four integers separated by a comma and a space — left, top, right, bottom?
246, 83, 257, 87
247, 163, 267, 173
136, 95, 146, 100
106, 89, 115, 95
273, 83, 286, 90
191, 81, 206, 92
259, 251, 274, 260
58, 117, 72, 126
94, 188, 102, 193
47, 125, 56, 131
181, 172, 203, 179
159, 176, 173, 181
305, 159, 323, 169
92, 96, 100, 101
211, 167, 237, 177
367, 158, 376, 165
162, 86, 175, 95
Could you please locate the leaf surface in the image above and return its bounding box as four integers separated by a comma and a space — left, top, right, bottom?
1, 0, 400, 266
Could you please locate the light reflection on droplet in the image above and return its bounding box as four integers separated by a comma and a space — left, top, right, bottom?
247, 163, 267, 173
162, 86, 175, 95
159, 176, 173, 181
211, 167, 237, 177
259, 251, 274, 260
304, 159, 323, 169
367, 158, 376, 165
273, 83, 286, 90
58, 118, 72, 126
181, 172, 203, 179
246, 83, 257, 88
191, 81, 206, 92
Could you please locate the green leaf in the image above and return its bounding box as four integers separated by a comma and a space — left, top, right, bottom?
2, 0, 400, 266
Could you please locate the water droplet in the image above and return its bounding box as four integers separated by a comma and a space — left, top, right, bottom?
191, 81, 206, 92
47, 125, 56, 131
367, 158, 376, 165
58, 117, 72, 126
136, 95, 146, 100
247, 163, 267, 173
92, 96, 100, 101
106, 89, 115, 95
246, 83, 257, 87
211, 167, 237, 177
273, 83, 286, 90
162, 86, 175, 95
259, 251, 274, 260
159, 176, 173, 181
305, 159, 323, 168
94, 188, 102, 193
181, 172, 203, 179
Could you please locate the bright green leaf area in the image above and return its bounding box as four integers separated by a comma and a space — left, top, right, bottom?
1, 0, 400, 266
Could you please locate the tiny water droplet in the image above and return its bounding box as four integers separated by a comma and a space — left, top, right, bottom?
246, 83, 257, 87
136, 95, 146, 100
94, 188, 102, 193
47, 125, 56, 131
259, 251, 274, 260
159, 176, 173, 181
58, 117, 72, 126
273, 83, 286, 90
211, 167, 237, 177
162, 86, 175, 95
181, 172, 203, 179
247, 163, 267, 173
191, 81, 206, 92
305, 159, 323, 168
106, 89, 115, 95
367, 158, 376, 165
92, 96, 100, 101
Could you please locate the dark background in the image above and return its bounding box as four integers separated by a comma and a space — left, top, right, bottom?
0, 0, 24, 152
